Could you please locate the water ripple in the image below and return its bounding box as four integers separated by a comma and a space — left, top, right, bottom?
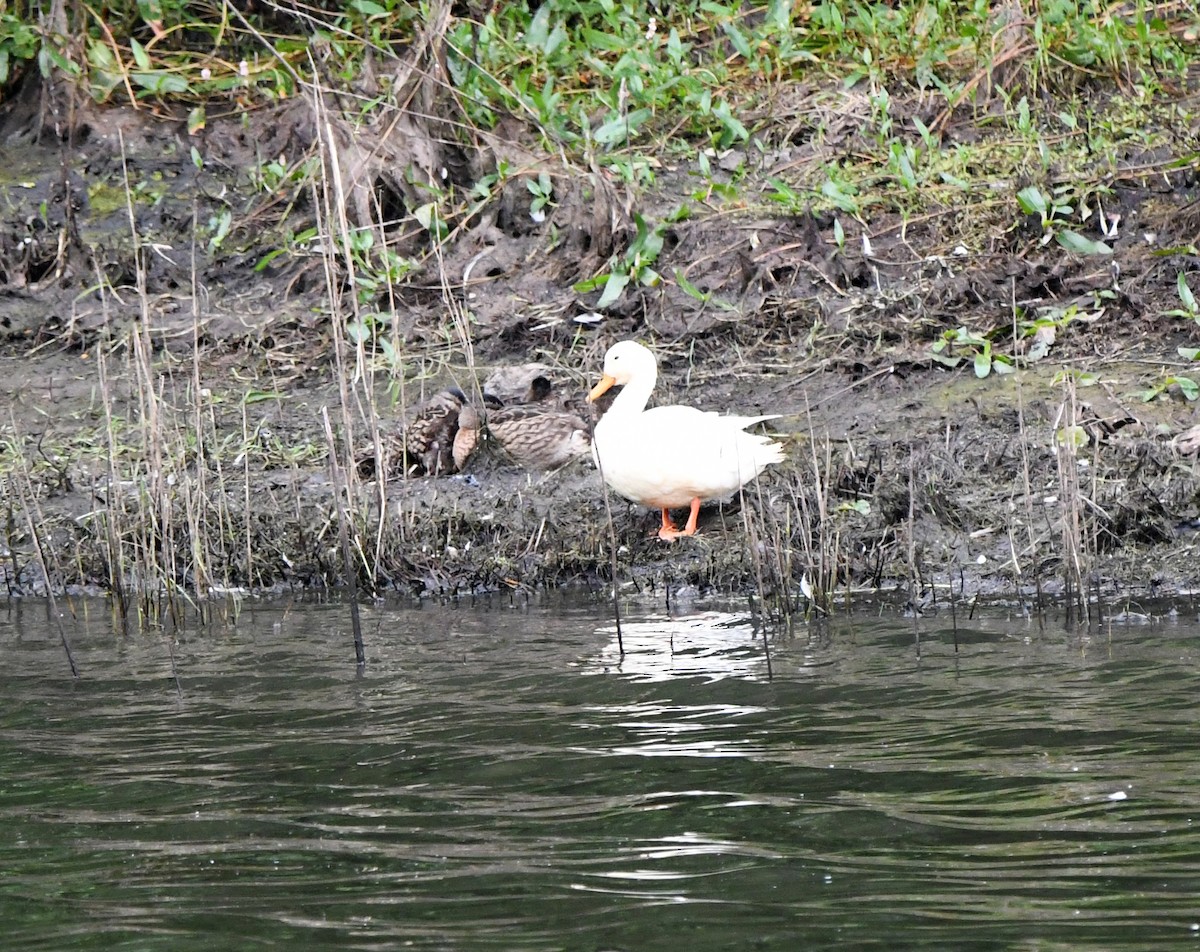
3, 599, 1200, 950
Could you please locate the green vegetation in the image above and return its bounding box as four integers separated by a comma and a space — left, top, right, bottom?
929, 305, 1085, 378
4, 2, 1194, 192
572, 210, 677, 308
1168, 272, 1199, 322
931, 326, 1016, 379
9, 0, 1187, 313
1140, 374, 1199, 402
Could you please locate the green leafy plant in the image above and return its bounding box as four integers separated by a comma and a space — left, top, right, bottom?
0, 14, 37, 84
526, 171, 555, 220
690, 150, 741, 203
765, 176, 805, 213
255, 225, 319, 272
930, 327, 1015, 378
832, 217, 846, 252
574, 211, 673, 309
445, 0, 757, 158
1140, 375, 1200, 403
343, 230, 418, 310
1166, 272, 1198, 322
1015, 186, 1062, 231
253, 155, 318, 195
1052, 368, 1100, 388
1017, 185, 1113, 255
931, 306, 1088, 377
411, 195, 449, 243
1055, 424, 1090, 449
887, 139, 919, 191
206, 209, 232, 251
672, 266, 737, 312
1017, 304, 1081, 361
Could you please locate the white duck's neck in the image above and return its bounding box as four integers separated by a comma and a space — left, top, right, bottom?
606, 364, 657, 424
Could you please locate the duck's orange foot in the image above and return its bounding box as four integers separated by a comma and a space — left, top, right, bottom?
657, 508, 682, 542
657, 504, 700, 542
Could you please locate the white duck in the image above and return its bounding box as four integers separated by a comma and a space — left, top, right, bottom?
587, 340, 784, 541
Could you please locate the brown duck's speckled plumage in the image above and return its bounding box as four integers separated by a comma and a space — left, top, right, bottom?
359, 363, 603, 479
402, 387, 467, 476
357, 387, 466, 479
453, 400, 591, 472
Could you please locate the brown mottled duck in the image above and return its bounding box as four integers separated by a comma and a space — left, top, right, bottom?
453, 397, 590, 472
357, 387, 466, 478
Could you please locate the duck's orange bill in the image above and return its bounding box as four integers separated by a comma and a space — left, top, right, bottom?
587, 374, 615, 403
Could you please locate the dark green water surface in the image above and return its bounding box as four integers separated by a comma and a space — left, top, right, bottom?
2, 596, 1199, 950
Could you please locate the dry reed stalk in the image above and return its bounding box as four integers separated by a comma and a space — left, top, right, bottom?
116, 127, 195, 626
92, 265, 130, 623
322, 407, 366, 669
806, 431, 837, 611
130, 325, 172, 623
780, 410, 839, 618
1009, 279, 1044, 624
177, 387, 217, 602
4, 493, 18, 598
183, 204, 212, 612
741, 416, 839, 627
737, 496, 776, 677
310, 78, 373, 593
360, 182, 426, 579
908, 452, 922, 657
239, 399, 255, 589
206, 389, 237, 590
7, 419, 79, 676
1054, 374, 1089, 624
588, 415, 624, 653
119, 131, 154, 616
1015, 386, 1046, 625
177, 450, 204, 599
178, 369, 212, 597
740, 485, 770, 627
1088, 434, 1105, 628
737, 477, 789, 676
305, 60, 471, 590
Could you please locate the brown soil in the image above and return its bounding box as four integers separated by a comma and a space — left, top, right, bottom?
2, 70, 1200, 606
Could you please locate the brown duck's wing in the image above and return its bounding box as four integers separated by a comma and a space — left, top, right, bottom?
403, 388, 465, 475
489, 406, 591, 470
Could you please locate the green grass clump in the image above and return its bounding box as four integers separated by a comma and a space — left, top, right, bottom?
2, 1, 1193, 189
5, 3, 1191, 146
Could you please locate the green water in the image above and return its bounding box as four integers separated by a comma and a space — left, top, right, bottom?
2, 597, 1199, 950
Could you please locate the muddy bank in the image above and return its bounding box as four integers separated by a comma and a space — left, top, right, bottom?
2, 74, 1200, 606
